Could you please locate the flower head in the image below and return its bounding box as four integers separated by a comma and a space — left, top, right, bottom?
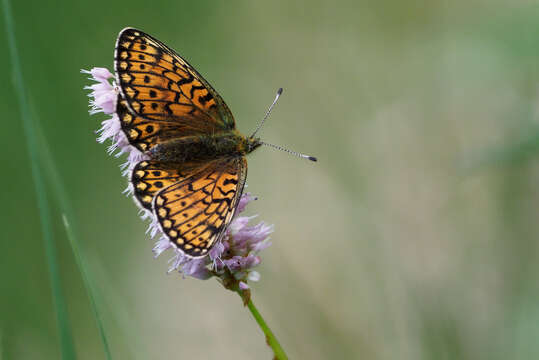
81, 68, 117, 115
84, 66, 273, 293
157, 193, 273, 290
82, 67, 146, 170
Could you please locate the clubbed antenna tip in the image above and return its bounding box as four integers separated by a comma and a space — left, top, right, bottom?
250, 88, 283, 139
261, 142, 317, 163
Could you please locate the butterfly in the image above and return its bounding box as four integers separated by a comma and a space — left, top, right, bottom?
112, 27, 267, 258
114, 28, 316, 258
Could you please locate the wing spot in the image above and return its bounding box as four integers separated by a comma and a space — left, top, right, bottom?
198, 92, 213, 106
154, 181, 164, 188
192, 230, 198, 235
151, 102, 158, 110
158, 208, 167, 218
140, 64, 145, 70
152, 171, 161, 176
138, 54, 145, 60
132, 101, 141, 112
163, 220, 172, 228
145, 125, 154, 133
156, 196, 165, 206
184, 244, 193, 250
180, 201, 186, 206
140, 44, 147, 50
169, 230, 178, 237
223, 177, 238, 185
149, 90, 157, 98
143, 75, 150, 83
182, 212, 188, 218
122, 113, 132, 124
125, 86, 135, 98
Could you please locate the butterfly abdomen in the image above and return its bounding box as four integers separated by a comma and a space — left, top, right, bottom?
148, 132, 249, 163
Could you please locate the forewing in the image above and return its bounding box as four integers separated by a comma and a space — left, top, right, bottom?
152, 157, 247, 258
118, 96, 201, 152
114, 27, 235, 135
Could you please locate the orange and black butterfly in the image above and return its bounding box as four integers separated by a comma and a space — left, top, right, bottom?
114, 28, 315, 258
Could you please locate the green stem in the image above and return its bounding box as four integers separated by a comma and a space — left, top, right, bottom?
240, 292, 288, 360
30, 103, 112, 359
2, 0, 76, 358
62, 215, 112, 360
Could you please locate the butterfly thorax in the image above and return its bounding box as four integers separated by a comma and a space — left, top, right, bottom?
148, 131, 261, 163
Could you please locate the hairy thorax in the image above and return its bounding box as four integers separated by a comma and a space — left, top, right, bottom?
148, 132, 250, 163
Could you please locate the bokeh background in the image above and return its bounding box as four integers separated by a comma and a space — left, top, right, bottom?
3, 0, 539, 359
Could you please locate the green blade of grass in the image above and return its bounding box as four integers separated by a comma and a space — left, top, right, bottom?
62, 214, 112, 360
28, 80, 112, 359
2, 0, 76, 358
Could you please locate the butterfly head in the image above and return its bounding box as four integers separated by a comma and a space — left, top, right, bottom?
245, 136, 262, 154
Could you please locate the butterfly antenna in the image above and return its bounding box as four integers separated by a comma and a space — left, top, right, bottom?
261, 141, 317, 162
250, 88, 283, 139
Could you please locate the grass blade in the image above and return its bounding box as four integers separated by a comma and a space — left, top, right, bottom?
29, 81, 113, 359
62, 214, 112, 360
2, 0, 76, 358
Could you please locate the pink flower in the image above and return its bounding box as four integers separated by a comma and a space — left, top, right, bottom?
236, 192, 257, 213
82, 67, 146, 170
163, 193, 273, 289
81, 68, 117, 115
84, 66, 273, 292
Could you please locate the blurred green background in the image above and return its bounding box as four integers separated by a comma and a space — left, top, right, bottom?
3, 0, 539, 359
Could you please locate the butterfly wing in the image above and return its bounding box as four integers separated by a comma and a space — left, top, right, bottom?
130, 160, 203, 210
132, 157, 247, 258
118, 28, 248, 258
114, 27, 235, 141
117, 96, 202, 152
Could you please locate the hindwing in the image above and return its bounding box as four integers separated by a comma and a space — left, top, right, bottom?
131, 157, 247, 258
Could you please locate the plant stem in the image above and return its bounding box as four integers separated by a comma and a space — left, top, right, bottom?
3, 0, 76, 358
62, 215, 112, 360
31, 101, 112, 359
240, 292, 288, 360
